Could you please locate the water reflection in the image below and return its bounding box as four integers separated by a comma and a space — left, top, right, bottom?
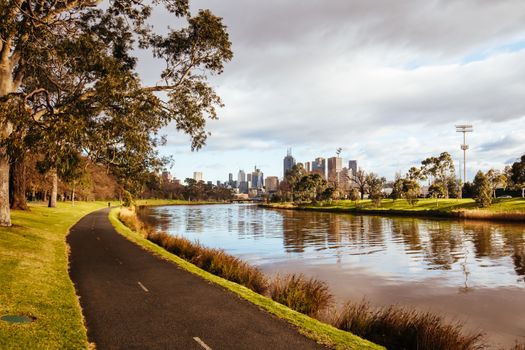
138, 204, 525, 288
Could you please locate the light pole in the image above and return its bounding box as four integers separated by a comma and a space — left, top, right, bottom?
455, 124, 473, 184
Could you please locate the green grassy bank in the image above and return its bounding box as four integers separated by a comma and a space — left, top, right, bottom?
261, 198, 525, 222
134, 199, 224, 207
0, 202, 109, 350
109, 208, 383, 350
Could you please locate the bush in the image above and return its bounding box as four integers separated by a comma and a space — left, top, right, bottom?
146, 230, 268, 294
269, 274, 333, 318
473, 171, 492, 208
332, 301, 485, 350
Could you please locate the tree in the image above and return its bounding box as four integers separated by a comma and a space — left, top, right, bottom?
511, 155, 525, 198
472, 171, 492, 208
366, 172, 386, 206
0, 0, 233, 225
352, 168, 367, 200
390, 174, 404, 200
283, 164, 307, 202
293, 173, 327, 203
421, 152, 456, 198
486, 169, 506, 198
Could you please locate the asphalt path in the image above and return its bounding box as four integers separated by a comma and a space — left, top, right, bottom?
68, 208, 327, 350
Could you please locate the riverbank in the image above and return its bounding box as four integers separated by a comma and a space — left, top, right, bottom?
260, 198, 525, 222
135, 199, 226, 207
0, 201, 111, 349
110, 207, 383, 350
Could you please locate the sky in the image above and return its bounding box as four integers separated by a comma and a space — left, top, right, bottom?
137, 0, 525, 183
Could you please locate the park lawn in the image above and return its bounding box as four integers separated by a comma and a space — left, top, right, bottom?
275, 197, 525, 213
0, 201, 110, 350
134, 199, 221, 206
109, 208, 383, 350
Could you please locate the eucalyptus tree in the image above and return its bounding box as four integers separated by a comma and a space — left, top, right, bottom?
0, 0, 232, 224
420, 152, 456, 198
366, 172, 386, 206
511, 155, 525, 197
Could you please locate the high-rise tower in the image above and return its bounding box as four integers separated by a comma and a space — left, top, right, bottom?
283, 148, 296, 177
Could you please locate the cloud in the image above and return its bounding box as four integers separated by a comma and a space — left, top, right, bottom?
142, 1, 525, 181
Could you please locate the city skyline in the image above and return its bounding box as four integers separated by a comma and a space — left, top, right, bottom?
139, 1, 525, 183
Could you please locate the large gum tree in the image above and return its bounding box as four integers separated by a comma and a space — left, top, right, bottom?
0, 0, 232, 225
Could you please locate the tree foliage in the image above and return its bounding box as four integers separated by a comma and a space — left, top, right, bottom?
472, 171, 492, 208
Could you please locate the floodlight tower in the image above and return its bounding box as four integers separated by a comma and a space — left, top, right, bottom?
455, 124, 473, 184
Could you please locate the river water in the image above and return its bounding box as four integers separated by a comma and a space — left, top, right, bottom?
138, 204, 525, 348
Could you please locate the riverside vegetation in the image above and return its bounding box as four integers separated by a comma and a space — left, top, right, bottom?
116, 206, 525, 350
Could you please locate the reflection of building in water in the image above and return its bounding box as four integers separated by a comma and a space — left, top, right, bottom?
327, 214, 341, 244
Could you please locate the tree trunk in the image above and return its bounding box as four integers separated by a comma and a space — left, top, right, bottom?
10, 151, 29, 210
0, 154, 11, 226
48, 169, 58, 208
71, 182, 75, 205
0, 67, 14, 226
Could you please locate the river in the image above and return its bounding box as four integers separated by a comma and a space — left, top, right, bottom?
138, 204, 525, 348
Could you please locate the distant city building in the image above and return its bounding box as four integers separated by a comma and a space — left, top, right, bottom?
247, 173, 252, 182
238, 169, 246, 183
311, 157, 326, 178
228, 173, 234, 186
304, 161, 311, 173
216, 180, 221, 186
283, 148, 296, 177
238, 181, 249, 193
265, 176, 279, 192
327, 156, 342, 182
161, 171, 172, 184
348, 160, 357, 178
251, 166, 264, 189
193, 171, 203, 182
207, 181, 213, 186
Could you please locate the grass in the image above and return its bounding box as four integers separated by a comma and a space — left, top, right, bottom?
263, 198, 525, 221
109, 207, 383, 350
0, 201, 110, 350
269, 274, 333, 318
134, 199, 225, 206
332, 301, 485, 350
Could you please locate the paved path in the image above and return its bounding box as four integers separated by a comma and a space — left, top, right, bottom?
68, 209, 326, 350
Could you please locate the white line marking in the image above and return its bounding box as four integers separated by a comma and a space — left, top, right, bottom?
193, 337, 212, 350
137, 281, 149, 292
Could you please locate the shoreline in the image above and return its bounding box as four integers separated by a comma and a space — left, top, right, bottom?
258, 202, 525, 223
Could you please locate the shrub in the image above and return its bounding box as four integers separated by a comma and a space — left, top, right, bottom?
332, 301, 485, 350
146, 230, 268, 294
269, 274, 333, 318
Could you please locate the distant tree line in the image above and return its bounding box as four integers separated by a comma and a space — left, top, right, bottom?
274, 152, 525, 209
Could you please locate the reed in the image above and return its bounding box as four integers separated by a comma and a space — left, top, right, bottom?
268, 274, 333, 318
332, 301, 485, 350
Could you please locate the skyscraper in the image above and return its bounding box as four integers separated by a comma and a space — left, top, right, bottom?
327, 156, 342, 182
304, 161, 311, 173
283, 148, 296, 177
348, 160, 357, 178
193, 171, 203, 182
251, 166, 264, 189
238, 169, 246, 182
265, 176, 279, 192
311, 157, 326, 178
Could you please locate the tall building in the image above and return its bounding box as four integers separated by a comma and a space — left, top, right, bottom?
251, 166, 264, 189
265, 176, 279, 192
283, 148, 296, 177
348, 160, 357, 178
193, 171, 203, 182
327, 156, 342, 182
304, 161, 311, 173
311, 157, 326, 178
238, 169, 246, 183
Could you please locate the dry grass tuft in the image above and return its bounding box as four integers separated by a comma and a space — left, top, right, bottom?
332, 301, 485, 350
269, 274, 333, 318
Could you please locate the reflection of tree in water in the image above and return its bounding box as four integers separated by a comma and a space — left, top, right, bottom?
421, 221, 463, 270
281, 210, 323, 253
390, 218, 422, 252
501, 229, 525, 282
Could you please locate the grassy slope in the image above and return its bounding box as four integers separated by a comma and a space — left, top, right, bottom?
265, 198, 525, 215
109, 208, 384, 350
0, 201, 108, 350
134, 199, 221, 206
